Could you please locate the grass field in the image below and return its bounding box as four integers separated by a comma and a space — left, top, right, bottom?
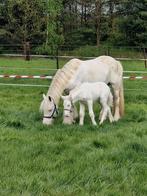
0, 57, 147, 196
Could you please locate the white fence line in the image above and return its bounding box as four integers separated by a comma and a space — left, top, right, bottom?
0, 53, 146, 61
0, 66, 147, 74
0, 66, 57, 71
0, 83, 49, 87
0, 83, 146, 92
123, 71, 147, 73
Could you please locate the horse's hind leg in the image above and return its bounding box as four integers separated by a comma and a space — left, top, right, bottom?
113, 88, 120, 121
87, 100, 97, 126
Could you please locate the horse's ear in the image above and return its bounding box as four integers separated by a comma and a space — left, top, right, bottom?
43, 94, 46, 100
69, 95, 72, 101
48, 96, 52, 102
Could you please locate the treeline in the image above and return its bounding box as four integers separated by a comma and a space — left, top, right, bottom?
0, 0, 147, 54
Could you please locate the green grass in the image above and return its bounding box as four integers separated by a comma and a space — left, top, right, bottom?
0, 57, 147, 195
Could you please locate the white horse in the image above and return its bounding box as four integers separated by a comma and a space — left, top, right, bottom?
40, 56, 124, 125
62, 82, 114, 125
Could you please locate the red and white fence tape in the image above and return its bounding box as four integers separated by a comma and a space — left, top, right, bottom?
0, 75, 147, 80
123, 76, 147, 80
0, 75, 52, 79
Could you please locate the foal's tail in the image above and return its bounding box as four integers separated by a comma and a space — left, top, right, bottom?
108, 91, 113, 107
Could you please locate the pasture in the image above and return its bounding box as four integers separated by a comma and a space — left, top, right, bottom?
0, 57, 147, 195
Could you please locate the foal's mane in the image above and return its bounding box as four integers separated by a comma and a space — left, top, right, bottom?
47, 58, 81, 104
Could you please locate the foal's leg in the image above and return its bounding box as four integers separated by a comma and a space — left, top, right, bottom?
108, 107, 114, 123
73, 103, 78, 119
99, 99, 108, 125
99, 105, 104, 120
87, 100, 97, 126
79, 102, 85, 126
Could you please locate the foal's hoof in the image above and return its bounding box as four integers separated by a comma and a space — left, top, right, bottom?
110, 118, 114, 123
63, 121, 73, 125
99, 121, 103, 125
79, 123, 83, 126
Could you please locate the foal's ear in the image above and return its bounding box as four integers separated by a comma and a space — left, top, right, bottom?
48, 96, 52, 102
43, 94, 46, 100
61, 95, 65, 100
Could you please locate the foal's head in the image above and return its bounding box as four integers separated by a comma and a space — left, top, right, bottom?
61, 95, 74, 125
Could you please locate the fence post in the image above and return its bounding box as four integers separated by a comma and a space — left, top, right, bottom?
143, 48, 147, 68
56, 47, 59, 69
23, 42, 30, 61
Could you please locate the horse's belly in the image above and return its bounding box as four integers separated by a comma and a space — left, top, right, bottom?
66, 61, 110, 90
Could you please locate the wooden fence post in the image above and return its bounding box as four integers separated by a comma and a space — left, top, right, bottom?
56, 47, 59, 69
23, 42, 30, 61
143, 48, 147, 68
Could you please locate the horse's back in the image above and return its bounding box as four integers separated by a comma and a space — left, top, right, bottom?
65, 56, 123, 90
96, 55, 123, 76
76, 58, 111, 83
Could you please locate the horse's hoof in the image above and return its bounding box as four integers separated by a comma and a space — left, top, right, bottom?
114, 116, 120, 121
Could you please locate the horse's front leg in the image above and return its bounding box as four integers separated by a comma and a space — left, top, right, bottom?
87, 100, 97, 126
113, 89, 120, 121
79, 102, 85, 125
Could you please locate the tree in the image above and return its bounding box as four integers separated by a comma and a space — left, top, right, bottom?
4, 0, 46, 44
95, 0, 102, 46
45, 0, 64, 53
113, 0, 147, 47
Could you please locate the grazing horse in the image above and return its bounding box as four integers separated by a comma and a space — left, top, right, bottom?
40, 56, 124, 125
62, 82, 114, 125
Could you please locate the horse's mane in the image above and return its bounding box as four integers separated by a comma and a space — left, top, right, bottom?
47, 58, 82, 104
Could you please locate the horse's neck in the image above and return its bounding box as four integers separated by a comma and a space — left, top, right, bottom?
46, 60, 82, 105
48, 87, 64, 105
46, 69, 75, 105
47, 79, 66, 105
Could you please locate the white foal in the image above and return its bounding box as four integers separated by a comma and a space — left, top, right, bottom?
62, 82, 114, 125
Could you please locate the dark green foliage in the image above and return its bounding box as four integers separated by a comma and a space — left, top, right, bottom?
111, 0, 147, 47
0, 0, 147, 49
0, 0, 46, 44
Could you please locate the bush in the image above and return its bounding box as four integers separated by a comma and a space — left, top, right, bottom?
33, 44, 56, 55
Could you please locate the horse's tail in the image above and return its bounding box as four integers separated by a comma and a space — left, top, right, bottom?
119, 78, 125, 117
108, 91, 113, 107
117, 61, 125, 117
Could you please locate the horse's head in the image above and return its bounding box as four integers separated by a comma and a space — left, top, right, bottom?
40, 94, 58, 125
61, 95, 74, 125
